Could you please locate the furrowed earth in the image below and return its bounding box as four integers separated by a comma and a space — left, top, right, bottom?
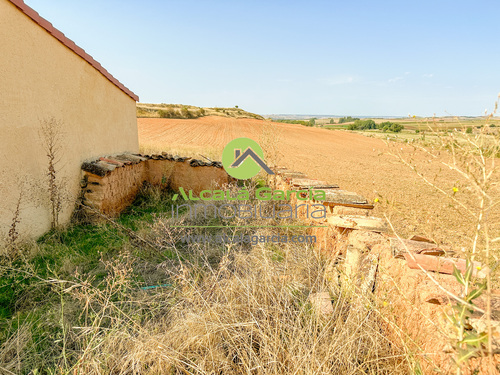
138, 116, 500, 250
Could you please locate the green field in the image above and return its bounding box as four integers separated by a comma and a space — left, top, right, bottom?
320, 116, 500, 131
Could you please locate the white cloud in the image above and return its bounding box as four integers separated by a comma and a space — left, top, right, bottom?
422, 73, 434, 78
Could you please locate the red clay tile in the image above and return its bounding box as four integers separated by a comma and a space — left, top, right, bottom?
403, 253, 487, 278
99, 157, 124, 167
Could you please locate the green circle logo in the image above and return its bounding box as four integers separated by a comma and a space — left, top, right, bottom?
222, 138, 273, 179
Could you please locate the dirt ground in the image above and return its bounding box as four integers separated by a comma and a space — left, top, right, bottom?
138, 116, 500, 252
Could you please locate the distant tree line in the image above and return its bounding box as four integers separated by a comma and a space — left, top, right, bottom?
338, 116, 360, 123
348, 120, 404, 132
274, 119, 316, 127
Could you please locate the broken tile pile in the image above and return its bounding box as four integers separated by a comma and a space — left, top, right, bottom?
272, 167, 499, 373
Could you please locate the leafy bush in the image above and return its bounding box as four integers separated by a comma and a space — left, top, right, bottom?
158, 107, 176, 118
347, 120, 403, 132
465, 127, 473, 133
338, 116, 360, 124
181, 106, 192, 118
274, 119, 312, 127
348, 119, 376, 130
377, 121, 404, 133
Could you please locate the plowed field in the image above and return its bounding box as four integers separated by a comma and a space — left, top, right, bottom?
138, 116, 500, 248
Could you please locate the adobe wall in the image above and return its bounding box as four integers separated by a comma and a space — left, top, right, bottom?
0, 0, 138, 241
80, 153, 231, 217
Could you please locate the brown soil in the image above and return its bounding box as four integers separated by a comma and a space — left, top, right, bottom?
138, 116, 500, 251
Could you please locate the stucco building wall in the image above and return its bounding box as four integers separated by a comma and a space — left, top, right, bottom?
0, 0, 139, 241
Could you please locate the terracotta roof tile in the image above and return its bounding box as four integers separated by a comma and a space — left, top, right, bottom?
8, 0, 139, 101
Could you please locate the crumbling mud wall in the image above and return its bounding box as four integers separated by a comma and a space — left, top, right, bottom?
270, 167, 499, 374
80, 153, 230, 216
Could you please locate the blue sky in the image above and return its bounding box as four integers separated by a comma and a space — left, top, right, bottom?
25, 0, 500, 116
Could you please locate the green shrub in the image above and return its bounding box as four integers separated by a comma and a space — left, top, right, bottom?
273, 119, 311, 126
378, 121, 404, 133
465, 127, 473, 133
338, 116, 360, 124
348, 119, 376, 130
158, 107, 176, 118
181, 107, 192, 118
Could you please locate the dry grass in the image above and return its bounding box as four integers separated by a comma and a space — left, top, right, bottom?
93, 235, 407, 373
0, 186, 409, 374
68, 237, 406, 374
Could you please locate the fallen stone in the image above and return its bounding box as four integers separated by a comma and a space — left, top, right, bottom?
291, 178, 339, 189
275, 168, 307, 177
344, 253, 380, 327
390, 237, 447, 259
409, 234, 436, 243
282, 172, 308, 180
348, 230, 386, 252
320, 189, 369, 206
469, 318, 500, 352
358, 253, 379, 295
344, 245, 363, 278
309, 292, 334, 316
333, 206, 372, 216
327, 215, 389, 232
424, 294, 451, 305
472, 292, 500, 320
